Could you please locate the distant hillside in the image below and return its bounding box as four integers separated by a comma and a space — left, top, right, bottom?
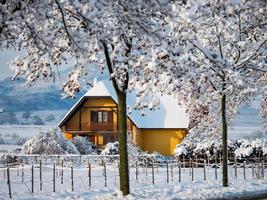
229, 95, 266, 139
0, 77, 83, 112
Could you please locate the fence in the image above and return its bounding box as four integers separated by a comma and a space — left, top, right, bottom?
0, 154, 266, 198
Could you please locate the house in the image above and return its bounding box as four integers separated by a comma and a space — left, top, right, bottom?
58, 80, 189, 155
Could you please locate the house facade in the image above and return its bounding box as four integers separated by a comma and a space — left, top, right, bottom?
59, 80, 189, 155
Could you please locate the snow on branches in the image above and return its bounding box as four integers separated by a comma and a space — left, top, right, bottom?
174, 138, 267, 160
135, 0, 267, 136
1, 0, 171, 97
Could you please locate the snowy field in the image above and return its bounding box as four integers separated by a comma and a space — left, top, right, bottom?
1, 156, 267, 199
0, 125, 57, 138
0, 125, 58, 153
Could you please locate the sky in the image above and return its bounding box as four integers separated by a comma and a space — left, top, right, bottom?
0, 49, 78, 81
0, 49, 23, 80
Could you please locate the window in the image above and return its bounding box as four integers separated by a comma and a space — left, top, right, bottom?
91, 111, 112, 123
98, 111, 103, 123
103, 112, 108, 122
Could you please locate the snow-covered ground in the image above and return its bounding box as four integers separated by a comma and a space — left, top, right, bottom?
1, 158, 267, 200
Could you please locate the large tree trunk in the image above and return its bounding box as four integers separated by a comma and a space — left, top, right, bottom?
221, 93, 228, 187
101, 41, 130, 195
117, 90, 130, 195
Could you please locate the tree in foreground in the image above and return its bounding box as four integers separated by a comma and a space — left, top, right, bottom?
138, 0, 267, 187
0, 0, 170, 195
170, 0, 267, 187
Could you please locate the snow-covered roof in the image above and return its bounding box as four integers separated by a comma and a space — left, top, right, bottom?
59, 80, 189, 129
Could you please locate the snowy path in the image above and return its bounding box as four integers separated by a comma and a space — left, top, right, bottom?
1, 162, 267, 199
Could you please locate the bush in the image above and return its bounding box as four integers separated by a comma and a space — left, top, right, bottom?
101, 141, 119, 155
15, 137, 28, 146
101, 133, 144, 157
71, 136, 96, 155
32, 115, 45, 125
45, 114, 55, 122
22, 129, 79, 155
12, 133, 19, 140
22, 111, 31, 120
174, 138, 267, 161
0, 112, 18, 125
0, 137, 4, 144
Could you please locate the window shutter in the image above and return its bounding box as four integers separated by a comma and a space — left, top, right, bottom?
108, 111, 113, 123
91, 111, 97, 122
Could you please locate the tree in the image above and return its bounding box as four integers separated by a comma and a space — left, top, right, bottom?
32, 115, 45, 125
1, 0, 170, 195
45, 114, 55, 122
0, 112, 18, 124
260, 93, 267, 132
169, 0, 267, 187
22, 111, 31, 120
136, 0, 267, 187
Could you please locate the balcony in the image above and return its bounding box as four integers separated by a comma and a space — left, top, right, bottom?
90, 122, 116, 131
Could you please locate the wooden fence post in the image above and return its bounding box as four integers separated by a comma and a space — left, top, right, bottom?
179, 159, 181, 182
215, 158, 218, 180
135, 161, 138, 180
31, 164, 34, 193
252, 163, 255, 179
56, 156, 59, 178
3, 161, 6, 179
183, 156, 185, 171
145, 159, 147, 176
189, 158, 192, 176
257, 162, 260, 180
61, 160, 64, 184
167, 162, 169, 183
35, 155, 38, 164
234, 156, 237, 178
7, 167, 11, 198
71, 166, 74, 191
17, 163, 19, 177
21, 163, 24, 183
88, 162, 91, 189
171, 162, 174, 182
262, 160, 264, 179
39, 160, 42, 191
53, 163, 56, 192
152, 160, 155, 184
191, 159, 194, 181
243, 161, 246, 180
104, 161, 107, 187
204, 160, 206, 180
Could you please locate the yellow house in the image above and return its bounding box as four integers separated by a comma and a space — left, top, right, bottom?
58, 80, 189, 155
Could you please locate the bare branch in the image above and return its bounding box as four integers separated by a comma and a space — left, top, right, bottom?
101, 41, 121, 93
55, 0, 84, 53
237, 39, 267, 67
234, 44, 241, 64
25, 21, 52, 48
191, 40, 225, 79
238, 11, 242, 42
